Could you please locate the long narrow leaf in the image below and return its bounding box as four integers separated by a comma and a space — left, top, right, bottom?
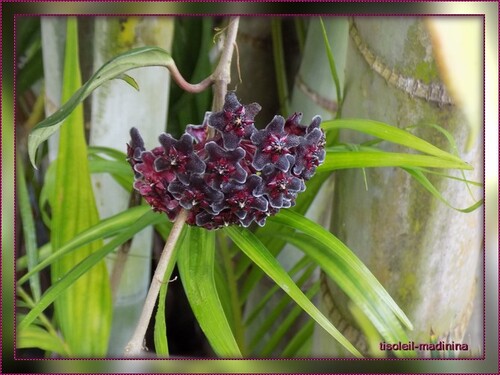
282, 319, 314, 357
177, 227, 242, 357
18, 211, 163, 332
319, 17, 342, 117
322, 119, 468, 164
261, 282, 320, 357
17, 325, 69, 356
225, 226, 362, 358
28, 46, 174, 167
16, 155, 41, 301
269, 210, 413, 332
49, 18, 111, 356
17, 205, 151, 286
276, 232, 414, 358
319, 151, 473, 171
403, 167, 483, 213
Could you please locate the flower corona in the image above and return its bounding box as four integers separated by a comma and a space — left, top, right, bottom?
127, 92, 325, 229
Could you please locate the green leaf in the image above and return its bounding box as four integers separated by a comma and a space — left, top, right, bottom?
88, 157, 134, 191
276, 231, 414, 358
16, 154, 41, 301
322, 119, 468, 164
271, 18, 289, 115
177, 226, 242, 357
154, 281, 170, 357
270, 210, 413, 332
319, 150, 473, 171
49, 18, 111, 356
18, 210, 163, 333
268, 211, 417, 358
116, 73, 139, 90
215, 232, 245, 349
28, 45, 174, 167
261, 281, 320, 357
282, 319, 314, 357
225, 226, 362, 358
319, 17, 342, 117
154, 227, 186, 358
17, 205, 151, 286
403, 168, 483, 213
17, 325, 70, 356
235, 173, 330, 298
244, 255, 313, 327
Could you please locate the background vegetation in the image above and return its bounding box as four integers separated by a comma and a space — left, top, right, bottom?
15, 15, 482, 360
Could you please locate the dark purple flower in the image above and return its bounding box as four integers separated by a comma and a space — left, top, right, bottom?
186, 112, 211, 144
293, 116, 326, 180
213, 175, 268, 219
133, 179, 180, 220
127, 127, 146, 160
283, 112, 307, 136
209, 92, 261, 150
241, 206, 279, 227
154, 133, 205, 184
168, 175, 224, 213
251, 115, 300, 172
255, 166, 305, 208
128, 96, 325, 230
133, 148, 174, 186
204, 141, 247, 188
196, 209, 240, 230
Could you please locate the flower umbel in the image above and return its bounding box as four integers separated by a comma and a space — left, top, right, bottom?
128, 92, 325, 229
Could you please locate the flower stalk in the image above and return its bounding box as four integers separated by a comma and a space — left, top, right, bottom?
123, 208, 187, 356
123, 16, 241, 356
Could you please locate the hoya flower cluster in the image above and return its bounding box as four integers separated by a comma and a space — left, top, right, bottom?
127, 92, 325, 230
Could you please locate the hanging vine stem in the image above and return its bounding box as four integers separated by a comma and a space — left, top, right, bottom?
123, 16, 240, 357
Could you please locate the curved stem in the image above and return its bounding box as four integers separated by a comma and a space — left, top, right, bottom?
124, 209, 188, 357
168, 62, 214, 93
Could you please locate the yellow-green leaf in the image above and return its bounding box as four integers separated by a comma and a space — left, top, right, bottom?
49, 18, 111, 357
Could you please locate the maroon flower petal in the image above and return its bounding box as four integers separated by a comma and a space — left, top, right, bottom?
156, 133, 205, 184
255, 166, 304, 208
168, 175, 224, 213
204, 141, 247, 188
283, 112, 307, 136
251, 115, 300, 172
208, 92, 261, 150
292, 118, 326, 180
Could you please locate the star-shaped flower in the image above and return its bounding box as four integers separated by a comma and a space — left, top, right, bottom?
208, 92, 261, 150
292, 116, 326, 180
251, 115, 300, 172
203, 141, 247, 189
168, 175, 224, 213
213, 175, 268, 219
196, 209, 240, 230
154, 133, 205, 184
283, 112, 307, 136
254, 166, 305, 208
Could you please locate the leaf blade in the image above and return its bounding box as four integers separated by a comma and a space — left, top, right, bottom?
28, 46, 173, 167
322, 118, 468, 164
319, 150, 473, 171
49, 18, 112, 356
177, 227, 242, 357
225, 226, 362, 358
18, 211, 163, 333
